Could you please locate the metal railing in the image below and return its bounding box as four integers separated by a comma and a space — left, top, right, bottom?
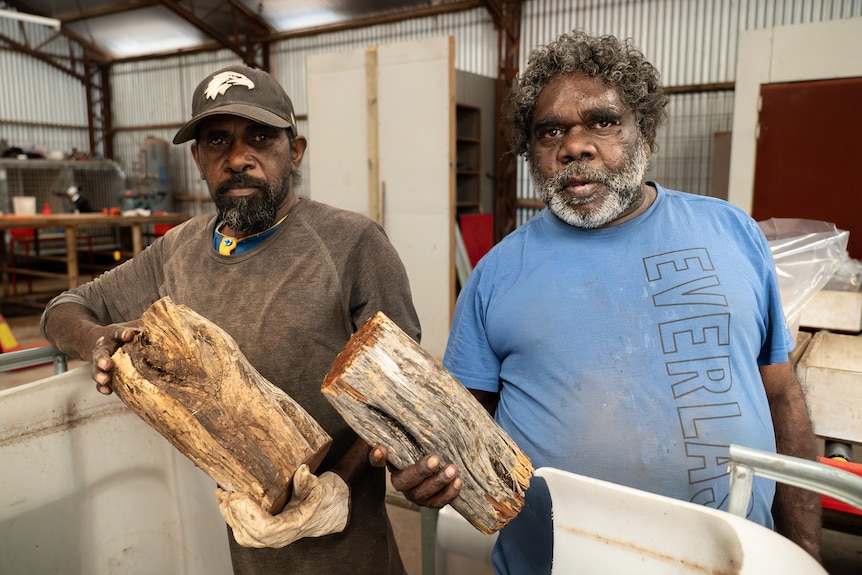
728, 444, 862, 517
0, 345, 68, 375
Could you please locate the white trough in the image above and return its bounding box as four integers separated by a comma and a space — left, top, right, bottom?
0, 366, 232, 575
537, 466, 826, 574
436, 466, 828, 574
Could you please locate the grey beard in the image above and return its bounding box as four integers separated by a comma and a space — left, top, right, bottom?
219, 195, 279, 234
215, 174, 291, 235
531, 139, 650, 229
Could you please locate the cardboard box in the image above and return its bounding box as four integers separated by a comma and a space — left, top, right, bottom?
796, 331, 862, 444
799, 290, 862, 333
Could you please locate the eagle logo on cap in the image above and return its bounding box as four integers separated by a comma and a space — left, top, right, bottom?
205, 71, 255, 100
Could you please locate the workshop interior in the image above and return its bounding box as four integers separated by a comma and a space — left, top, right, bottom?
0, 1, 861, 574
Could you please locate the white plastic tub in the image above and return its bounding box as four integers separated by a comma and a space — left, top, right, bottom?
436, 466, 827, 574
0, 366, 232, 575
537, 466, 826, 574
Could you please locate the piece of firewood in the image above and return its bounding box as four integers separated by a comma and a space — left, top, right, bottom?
321, 311, 532, 534
110, 296, 331, 514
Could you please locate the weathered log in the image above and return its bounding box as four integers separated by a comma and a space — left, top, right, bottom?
321, 311, 532, 534
110, 296, 331, 514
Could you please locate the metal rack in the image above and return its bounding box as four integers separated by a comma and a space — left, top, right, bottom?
0, 159, 127, 251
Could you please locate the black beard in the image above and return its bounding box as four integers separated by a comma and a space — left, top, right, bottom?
214, 173, 290, 235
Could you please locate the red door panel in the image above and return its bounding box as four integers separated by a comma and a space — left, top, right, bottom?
752, 77, 862, 258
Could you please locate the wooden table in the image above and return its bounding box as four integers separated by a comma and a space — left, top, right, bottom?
0, 213, 189, 295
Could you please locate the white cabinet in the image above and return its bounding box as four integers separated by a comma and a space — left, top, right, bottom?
307, 36, 455, 359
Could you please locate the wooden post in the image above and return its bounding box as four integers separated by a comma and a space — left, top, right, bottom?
366, 45, 381, 225
110, 296, 331, 514
321, 311, 532, 534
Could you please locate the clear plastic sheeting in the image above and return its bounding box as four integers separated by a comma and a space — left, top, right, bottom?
824, 255, 862, 293
758, 218, 850, 336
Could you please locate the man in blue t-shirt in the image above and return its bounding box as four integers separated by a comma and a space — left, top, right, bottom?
372, 30, 821, 571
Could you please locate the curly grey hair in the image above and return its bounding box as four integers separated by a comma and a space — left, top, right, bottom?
506, 31, 669, 157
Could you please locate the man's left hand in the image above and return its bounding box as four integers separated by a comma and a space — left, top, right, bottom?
216, 464, 350, 548
370, 446, 462, 508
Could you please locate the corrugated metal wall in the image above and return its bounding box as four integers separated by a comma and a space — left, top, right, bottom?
0, 32, 90, 159
3, 1, 861, 223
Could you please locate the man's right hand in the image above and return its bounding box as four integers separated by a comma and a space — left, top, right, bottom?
90, 322, 141, 394
42, 302, 143, 395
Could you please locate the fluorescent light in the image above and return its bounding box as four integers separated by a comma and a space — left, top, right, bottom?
0, 9, 61, 31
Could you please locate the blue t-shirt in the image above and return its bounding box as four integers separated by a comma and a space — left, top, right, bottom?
443, 183, 794, 574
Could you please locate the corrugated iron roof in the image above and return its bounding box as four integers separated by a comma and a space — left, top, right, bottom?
1, 0, 479, 63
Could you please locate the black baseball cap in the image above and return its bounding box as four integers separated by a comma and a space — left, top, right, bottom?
173, 65, 297, 144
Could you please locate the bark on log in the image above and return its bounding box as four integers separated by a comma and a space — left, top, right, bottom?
321, 311, 532, 534
110, 296, 331, 514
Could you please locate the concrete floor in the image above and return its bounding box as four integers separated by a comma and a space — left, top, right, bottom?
1, 308, 860, 574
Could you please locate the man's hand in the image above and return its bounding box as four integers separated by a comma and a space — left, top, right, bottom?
369, 446, 462, 508
216, 464, 350, 548
42, 302, 142, 395
90, 322, 141, 395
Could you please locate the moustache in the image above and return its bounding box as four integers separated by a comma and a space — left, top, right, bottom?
215, 175, 270, 197
551, 162, 608, 188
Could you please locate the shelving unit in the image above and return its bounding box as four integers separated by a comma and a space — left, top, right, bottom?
455, 104, 482, 215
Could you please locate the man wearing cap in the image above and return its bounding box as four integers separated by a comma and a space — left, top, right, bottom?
41, 65, 421, 574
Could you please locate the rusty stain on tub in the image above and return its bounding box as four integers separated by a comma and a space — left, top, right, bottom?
556, 523, 741, 575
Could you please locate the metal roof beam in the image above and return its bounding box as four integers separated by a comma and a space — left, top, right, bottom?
226, 0, 274, 35
269, 0, 482, 41
0, 30, 84, 80
2, 0, 112, 64
156, 0, 269, 69
57, 0, 160, 23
